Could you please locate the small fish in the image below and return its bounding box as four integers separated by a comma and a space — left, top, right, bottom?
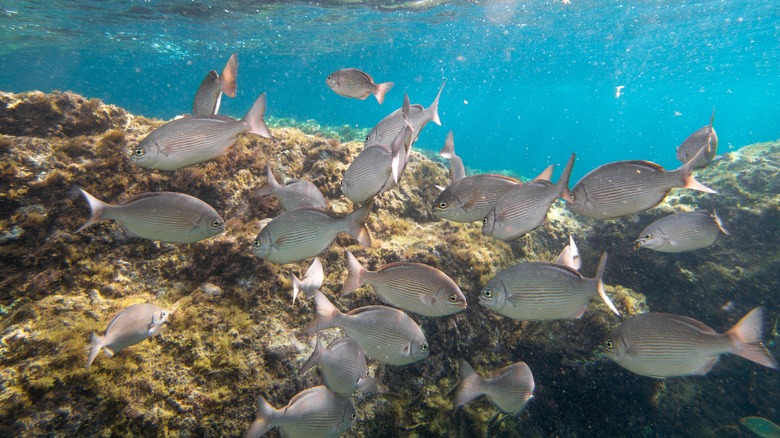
439, 130, 465, 181
634, 209, 729, 252
568, 147, 716, 220
256, 164, 327, 211
292, 257, 324, 304
192, 53, 238, 116
132, 93, 273, 171
244, 385, 355, 438
604, 307, 778, 378
556, 235, 581, 270
364, 80, 445, 148
676, 108, 718, 169
739, 416, 780, 438
432, 173, 523, 223
482, 153, 575, 240
299, 335, 377, 396
251, 203, 372, 264
306, 291, 429, 365
75, 188, 225, 243
455, 359, 535, 414
479, 252, 619, 320
87, 303, 170, 368
342, 251, 467, 317
326, 68, 394, 104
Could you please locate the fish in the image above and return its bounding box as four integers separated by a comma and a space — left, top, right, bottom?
244, 385, 355, 438
567, 147, 716, 220
251, 203, 372, 264
326, 68, 394, 104
455, 359, 535, 414
364, 80, 445, 149
87, 303, 170, 368
132, 92, 273, 171
739, 417, 780, 438
479, 252, 619, 320
75, 188, 225, 243
604, 307, 778, 378
482, 153, 575, 240
432, 173, 523, 223
192, 53, 238, 116
342, 251, 467, 317
634, 209, 729, 252
676, 108, 718, 169
299, 335, 377, 396
556, 235, 581, 270
291, 257, 324, 304
305, 291, 429, 365
255, 164, 327, 211
439, 130, 465, 181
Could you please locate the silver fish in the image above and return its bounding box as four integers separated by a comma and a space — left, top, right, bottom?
326, 68, 394, 105
455, 359, 535, 414
479, 252, 619, 320
604, 307, 778, 378
306, 291, 429, 365
75, 188, 225, 243
256, 164, 327, 211
439, 130, 465, 181
244, 385, 355, 438
483, 153, 575, 240
342, 251, 467, 317
635, 210, 729, 253
192, 53, 238, 116
132, 93, 273, 171
568, 147, 716, 219
299, 335, 377, 396
291, 257, 324, 304
432, 173, 522, 223
364, 80, 445, 148
676, 108, 718, 169
87, 303, 170, 368
251, 203, 372, 264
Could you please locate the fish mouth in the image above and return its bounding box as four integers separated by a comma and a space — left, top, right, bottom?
632, 240, 643, 251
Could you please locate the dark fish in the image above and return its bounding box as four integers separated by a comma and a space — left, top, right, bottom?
133, 93, 272, 170
251, 203, 372, 264
432, 174, 522, 223
306, 291, 429, 365
342, 251, 467, 317
479, 252, 619, 320
244, 385, 355, 438
635, 209, 729, 252
75, 188, 225, 243
299, 335, 377, 396
326, 68, 394, 104
192, 53, 238, 116
364, 80, 445, 148
439, 130, 465, 181
292, 257, 324, 304
568, 147, 716, 220
455, 359, 535, 414
87, 303, 170, 368
256, 164, 327, 211
676, 108, 718, 168
604, 307, 778, 378
482, 153, 575, 240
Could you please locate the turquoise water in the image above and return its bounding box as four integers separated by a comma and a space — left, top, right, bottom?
1, 0, 777, 180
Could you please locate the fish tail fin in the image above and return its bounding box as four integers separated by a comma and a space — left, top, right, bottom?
428, 79, 446, 126
243, 93, 273, 139
439, 131, 455, 159
298, 332, 323, 376
557, 153, 576, 202
595, 252, 619, 316
291, 273, 304, 305
678, 147, 717, 194
342, 251, 367, 296
455, 359, 485, 407
345, 202, 373, 247
305, 291, 342, 333
244, 394, 278, 438
726, 307, 778, 369
75, 187, 110, 233
86, 332, 104, 368
373, 82, 394, 105
711, 209, 730, 235
358, 375, 379, 394
294, 257, 324, 302
221, 53, 238, 98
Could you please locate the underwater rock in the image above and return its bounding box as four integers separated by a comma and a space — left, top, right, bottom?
0, 91, 776, 437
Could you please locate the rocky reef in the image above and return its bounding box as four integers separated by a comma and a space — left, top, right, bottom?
0, 91, 777, 437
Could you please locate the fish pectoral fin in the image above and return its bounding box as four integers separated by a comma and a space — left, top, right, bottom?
567, 305, 588, 319
505, 294, 524, 306
692, 358, 719, 375
419, 294, 435, 306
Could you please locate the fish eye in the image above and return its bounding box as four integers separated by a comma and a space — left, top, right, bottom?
482, 217, 488, 225
134, 148, 145, 156
643, 234, 651, 239
351, 412, 356, 420
439, 202, 447, 209
160, 311, 168, 319
364, 136, 369, 141
483, 288, 492, 298
212, 220, 222, 227
327, 75, 332, 80
449, 294, 458, 303
605, 340, 614, 350
420, 343, 429, 352
253, 239, 260, 247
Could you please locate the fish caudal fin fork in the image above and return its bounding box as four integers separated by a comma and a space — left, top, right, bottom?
86, 332, 104, 368
243, 93, 273, 139
342, 251, 367, 296
305, 291, 342, 333
75, 188, 110, 234
454, 359, 486, 407
345, 202, 373, 247
373, 82, 394, 105
595, 252, 620, 316
243, 395, 278, 438
726, 307, 778, 369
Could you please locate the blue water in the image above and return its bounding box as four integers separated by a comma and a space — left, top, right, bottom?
1, 1, 778, 180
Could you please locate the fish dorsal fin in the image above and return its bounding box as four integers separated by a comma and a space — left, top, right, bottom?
119, 191, 186, 205
671, 315, 718, 335
533, 164, 555, 182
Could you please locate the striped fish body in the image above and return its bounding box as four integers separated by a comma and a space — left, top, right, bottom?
192, 53, 237, 116
636, 210, 728, 252
432, 174, 519, 223
479, 262, 599, 320
342, 144, 394, 204
87, 303, 169, 368
676, 125, 718, 168
364, 81, 444, 148
482, 180, 561, 240
326, 68, 394, 104
455, 360, 535, 414
271, 180, 326, 211
299, 337, 373, 396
